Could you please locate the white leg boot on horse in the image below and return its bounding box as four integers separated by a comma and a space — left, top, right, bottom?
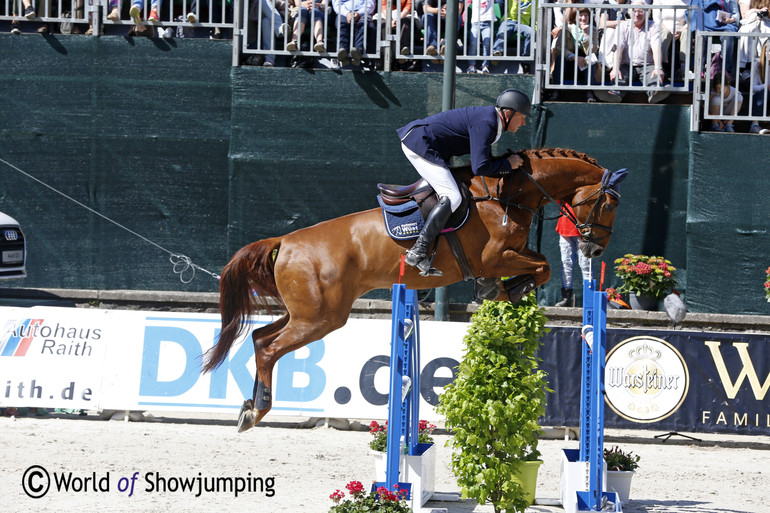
405, 196, 452, 276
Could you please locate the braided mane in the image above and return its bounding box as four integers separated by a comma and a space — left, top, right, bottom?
450, 147, 601, 181
521, 148, 600, 167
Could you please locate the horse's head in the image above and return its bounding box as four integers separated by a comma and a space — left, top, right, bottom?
570, 168, 628, 259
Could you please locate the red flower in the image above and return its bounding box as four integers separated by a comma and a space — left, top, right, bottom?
330, 489, 345, 503
634, 262, 652, 275
345, 480, 365, 497
376, 486, 399, 502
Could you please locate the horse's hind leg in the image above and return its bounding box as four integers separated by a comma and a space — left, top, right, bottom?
237, 314, 289, 433
242, 316, 346, 431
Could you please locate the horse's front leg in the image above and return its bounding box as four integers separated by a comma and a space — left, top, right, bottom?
476, 248, 551, 303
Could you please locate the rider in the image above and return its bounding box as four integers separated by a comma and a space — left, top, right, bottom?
397, 88, 532, 276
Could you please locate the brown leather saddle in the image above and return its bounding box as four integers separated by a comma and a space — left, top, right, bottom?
377, 178, 471, 232
376, 178, 474, 280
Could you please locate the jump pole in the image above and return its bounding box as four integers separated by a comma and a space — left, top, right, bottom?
561, 279, 622, 512
373, 284, 436, 509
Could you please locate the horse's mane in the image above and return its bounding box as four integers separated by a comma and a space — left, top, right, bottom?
522, 148, 600, 168
451, 147, 601, 181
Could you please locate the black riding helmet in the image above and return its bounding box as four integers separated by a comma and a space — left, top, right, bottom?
496, 88, 531, 116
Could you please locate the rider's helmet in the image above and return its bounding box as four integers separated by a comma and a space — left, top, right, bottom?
495, 88, 531, 116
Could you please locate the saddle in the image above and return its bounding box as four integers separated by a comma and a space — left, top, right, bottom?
376, 177, 474, 281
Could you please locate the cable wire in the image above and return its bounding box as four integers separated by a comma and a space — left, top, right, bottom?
0, 157, 220, 283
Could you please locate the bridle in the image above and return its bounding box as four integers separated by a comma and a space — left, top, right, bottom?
474, 168, 623, 244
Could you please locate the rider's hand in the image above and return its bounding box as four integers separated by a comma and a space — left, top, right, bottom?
507, 154, 523, 169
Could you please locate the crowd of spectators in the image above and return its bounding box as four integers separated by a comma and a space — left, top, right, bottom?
4, 0, 770, 130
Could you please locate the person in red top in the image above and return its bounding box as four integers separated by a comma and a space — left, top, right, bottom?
555, 203, 593, 306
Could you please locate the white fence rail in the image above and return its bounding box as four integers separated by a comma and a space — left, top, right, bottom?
3, 0, 769, 131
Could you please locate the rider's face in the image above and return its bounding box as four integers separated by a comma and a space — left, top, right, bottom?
506, 111, 527, 133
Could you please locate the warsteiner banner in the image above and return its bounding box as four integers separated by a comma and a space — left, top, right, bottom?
540, 327, 770, 435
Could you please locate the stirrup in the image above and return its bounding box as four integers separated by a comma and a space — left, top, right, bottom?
414, 255, 443, 277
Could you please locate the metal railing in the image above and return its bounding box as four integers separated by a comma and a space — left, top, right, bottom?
239, 0, 537, 68
1, 0, 234, 35
5, 0, 770, 132
693, 31, 770, 130
541, 3, 698, 98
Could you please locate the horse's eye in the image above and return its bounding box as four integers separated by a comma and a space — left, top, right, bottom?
605, 203, 616, 212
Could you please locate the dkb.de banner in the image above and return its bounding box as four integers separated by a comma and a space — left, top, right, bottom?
540, 327, 770, 435
1, 306, 768, 435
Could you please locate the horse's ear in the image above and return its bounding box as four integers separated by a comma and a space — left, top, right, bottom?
608, 168, 628, 188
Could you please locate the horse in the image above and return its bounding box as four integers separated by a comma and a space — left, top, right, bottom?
203, 148, 627, 432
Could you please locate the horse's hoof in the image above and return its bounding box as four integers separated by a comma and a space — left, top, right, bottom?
237, 399, 256, 433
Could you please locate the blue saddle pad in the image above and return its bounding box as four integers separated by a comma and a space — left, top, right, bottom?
377, 195, 423, 240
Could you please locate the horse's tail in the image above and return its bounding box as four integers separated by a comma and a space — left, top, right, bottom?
202, 238, 283, 373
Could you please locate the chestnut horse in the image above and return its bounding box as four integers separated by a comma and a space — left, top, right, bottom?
203, 148, 627, 432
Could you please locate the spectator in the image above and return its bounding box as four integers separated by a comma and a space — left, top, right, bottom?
609, 1, 671, 103
86, 0, 118, 35
250, 0, 290, 66
332, 0, 376, 66
129, 0, 161, 24
597, 0, 630, 77
550, 0, 581, 48
287, 0, 329, 52
737, 0, 770, 71
9, 0, 49, 34
187, 0, 234, 38
376, 0, 414, 62
746, 43, 770, 133
709, 70, 742, 131
424, 0, 464, 57
466, 0, 498, 73
492, 0, 536, 72
554, 203, 593, 307
552, 6, 601, 101
697, 0, 741, 80
652, 0, 691, 81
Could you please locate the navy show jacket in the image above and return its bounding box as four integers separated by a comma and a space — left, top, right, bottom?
397, 105, 512, 177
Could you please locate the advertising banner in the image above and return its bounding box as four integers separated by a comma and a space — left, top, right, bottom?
0, 308, 111, 410
540, 327, 770, 435
2, 306, 768, 434
0, 307, 464, 421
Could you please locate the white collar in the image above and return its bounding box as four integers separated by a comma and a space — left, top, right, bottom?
494, 109, 503, 143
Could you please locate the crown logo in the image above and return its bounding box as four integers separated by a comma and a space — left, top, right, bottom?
627, 343, 661, 361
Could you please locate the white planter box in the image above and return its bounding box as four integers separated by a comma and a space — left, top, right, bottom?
560, 449, 618, 513
606, 470, 635, 504
372, 443, 436, 508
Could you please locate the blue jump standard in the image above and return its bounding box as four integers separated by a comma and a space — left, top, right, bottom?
372, 283, 422, 499
576, 279, 622, 512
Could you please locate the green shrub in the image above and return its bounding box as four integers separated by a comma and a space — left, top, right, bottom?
436, 295, 551, 513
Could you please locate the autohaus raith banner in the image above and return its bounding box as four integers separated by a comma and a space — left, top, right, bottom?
540, 327, 770, 435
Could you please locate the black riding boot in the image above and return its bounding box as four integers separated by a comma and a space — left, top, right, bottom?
405, 196, 452, 276
555, 288, 573, 307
